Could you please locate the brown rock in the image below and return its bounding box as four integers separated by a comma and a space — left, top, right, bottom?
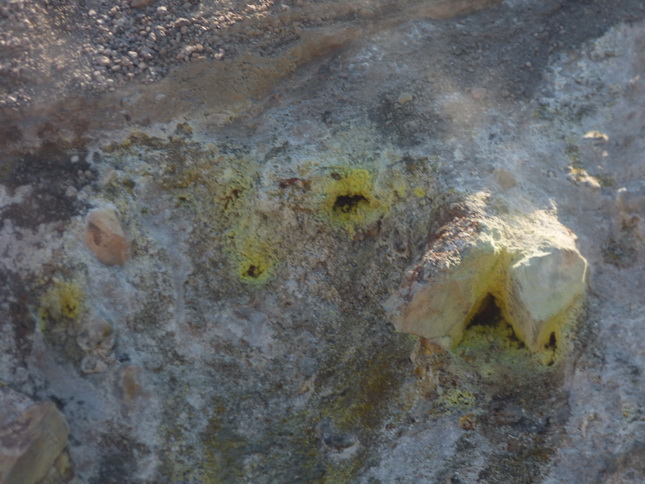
397, 92, 413, 104
85, 208, 130, 266
0, 388, 70, 484
471, 87, 488, 100
117, 365, 147, 414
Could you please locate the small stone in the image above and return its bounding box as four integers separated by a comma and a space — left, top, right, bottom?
0, 388, 70, 484
471, 87, 487, 100
616, 186, 645, 240
96, 55, 111, 66
77, 317, 115, 354
117, 365, 145, 411
397, 92, 413, 104
176, 44, 197, 60
173, 17, 191, 28
85, 208, 130, 266
80, 354, 109, 374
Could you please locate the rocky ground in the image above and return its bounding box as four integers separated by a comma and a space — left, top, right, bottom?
0, 0, 497, 110
1, 0, 644, 483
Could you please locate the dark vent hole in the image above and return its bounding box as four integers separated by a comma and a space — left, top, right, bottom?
333, 194, 369, 214
467, 294, 501, 329
545, 332, 557, 351
466, 294, 525, 348
246, 265, 263, 278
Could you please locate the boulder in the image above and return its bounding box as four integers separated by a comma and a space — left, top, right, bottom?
387, 194, 587, 353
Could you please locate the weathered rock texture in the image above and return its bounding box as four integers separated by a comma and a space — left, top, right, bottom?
0, 0, 644, 483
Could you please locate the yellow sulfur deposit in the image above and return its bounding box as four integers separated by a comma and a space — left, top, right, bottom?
40, 281, 84, 323
322, 168, 386, 234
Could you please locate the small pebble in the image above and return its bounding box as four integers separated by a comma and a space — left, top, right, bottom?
174, 17, 191, 28
85, 208, 130, 266
397, 92, 413, 104
471, 87, 487, 100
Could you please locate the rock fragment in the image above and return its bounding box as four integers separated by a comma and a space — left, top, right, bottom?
616, 185, 645, 241
117, 365, 146, 414
96, 55, 111, 66
386, 193, 587, 354
85, 208, 130, 266
77, 316, 116, 374
0, 388, 70, 484
397, 92, 413, 104
471, 87, 487, 100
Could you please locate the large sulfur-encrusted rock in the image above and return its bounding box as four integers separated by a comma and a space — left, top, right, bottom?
386, 193, 587, 354
0, 387, 70, 484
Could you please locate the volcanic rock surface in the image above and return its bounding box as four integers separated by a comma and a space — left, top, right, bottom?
1, 0, 644, 482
